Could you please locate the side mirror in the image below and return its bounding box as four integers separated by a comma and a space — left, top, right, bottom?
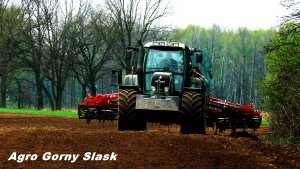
125, 49, 133, 61
117, 70, 123, 84
111, 70, 124, 85
196, 52, 203, 63
111, 70, 118, 86
137, 47, 145, 73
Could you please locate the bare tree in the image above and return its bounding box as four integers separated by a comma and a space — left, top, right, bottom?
105, 0, 172, 68
72, 7, 117, 98
0, 1, 24, 108
41, 0, 92, 110
237, 28, 251, 104
281, 0, 300, 23
0, 0, 10, 108
18, 0, 51, 109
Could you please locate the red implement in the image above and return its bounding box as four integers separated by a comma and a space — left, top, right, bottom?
78, 93, 262, 131
78, 93, 119, 121
207, 97, 262, 131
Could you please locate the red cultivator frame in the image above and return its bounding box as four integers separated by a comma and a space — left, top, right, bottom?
78, 93, 262, 132
207, 97, 262, 133
78, 93, 119, 123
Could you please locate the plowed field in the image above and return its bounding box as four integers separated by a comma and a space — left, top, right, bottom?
0, 113, 299, 169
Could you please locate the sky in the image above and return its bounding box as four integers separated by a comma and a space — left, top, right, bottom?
12, 0, 288, 30
167, 0, 288, 30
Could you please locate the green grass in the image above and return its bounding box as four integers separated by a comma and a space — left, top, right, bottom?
261, 119, 270, 126
0, 108, 77, 118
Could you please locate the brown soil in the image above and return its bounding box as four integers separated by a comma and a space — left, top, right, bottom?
0, 113, 299, 169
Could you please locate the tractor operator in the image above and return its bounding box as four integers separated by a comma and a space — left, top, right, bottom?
159, 53, 178, 72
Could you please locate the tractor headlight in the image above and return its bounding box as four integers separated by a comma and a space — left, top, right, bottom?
164, 87, 169, 92
151, 86, 156, 92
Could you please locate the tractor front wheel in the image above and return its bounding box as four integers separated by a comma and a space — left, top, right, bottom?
180, 91, 206, 134
118, 88, 146, 131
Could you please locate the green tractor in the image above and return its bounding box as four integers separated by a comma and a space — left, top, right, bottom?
118, 41, 213, 134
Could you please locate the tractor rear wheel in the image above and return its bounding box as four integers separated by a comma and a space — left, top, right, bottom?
180, 91, 206, 134
118, 88, 146, 131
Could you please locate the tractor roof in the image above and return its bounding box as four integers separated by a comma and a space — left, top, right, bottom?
144, 41, 186, 49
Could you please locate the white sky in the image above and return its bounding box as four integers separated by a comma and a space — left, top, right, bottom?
167, 0, 288, 30
13, 0, 287, 30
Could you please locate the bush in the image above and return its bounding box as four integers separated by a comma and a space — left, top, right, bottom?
262, 22, 300, 140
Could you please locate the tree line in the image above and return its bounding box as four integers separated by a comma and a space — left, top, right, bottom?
169, 25, 275, 106
0, 0, 171, 110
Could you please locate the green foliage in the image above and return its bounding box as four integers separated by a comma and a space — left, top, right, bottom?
0, 108, 77, 118
172, 25, 275, 105
263, 133, 300, 146
262, 22, 300, 139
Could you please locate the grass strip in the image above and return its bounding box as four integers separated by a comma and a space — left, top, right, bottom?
0, 108, 77, 118
261, 120, 270, 126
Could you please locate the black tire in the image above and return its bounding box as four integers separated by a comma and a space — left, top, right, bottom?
180, 91, 206, 134
118, 88, 146, 131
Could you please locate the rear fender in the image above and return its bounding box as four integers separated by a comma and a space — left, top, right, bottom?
123, 74, 139, 86
119, 85, 140, 93
183, 87, 202, 93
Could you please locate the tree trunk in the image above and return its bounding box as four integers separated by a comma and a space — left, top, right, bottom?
54, 79, 64, 110
236, 80, 241, 104
55, 92, 62, 110
90, 76, 97, 96
81, 84, 87, 101
42, 84, 54, 111
69, 77, 76, 108
0, 71, 7, 108
16, 78, 22, 109
35, 71, 44, 110
220, 57, 225, 99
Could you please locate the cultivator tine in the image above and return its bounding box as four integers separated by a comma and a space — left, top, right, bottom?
86, 119, 91, 125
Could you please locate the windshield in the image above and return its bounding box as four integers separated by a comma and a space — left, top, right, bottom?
144, 49, 184, 92
145, 49, 184, 73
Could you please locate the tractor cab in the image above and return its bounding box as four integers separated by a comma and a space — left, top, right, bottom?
143, 42, 186, 97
